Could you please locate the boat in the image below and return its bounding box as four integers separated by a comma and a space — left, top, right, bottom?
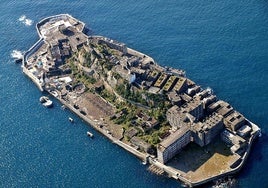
69, 117, 74, 123
39, 96, 53, 108
87, 131, 94, 138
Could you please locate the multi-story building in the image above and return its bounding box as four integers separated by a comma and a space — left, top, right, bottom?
208, 100, 234, 117
163, 76, 178, 92
166, 105, 181, 128
221, 130, 247, 154
98, 37, 127, 54
172, 77, 187, 94
224, 111, 245, 131
157, 126, 191, 163
154, 73, 168, 88
181, 96, 204, 121
167, 91, 183, 106
192, 113, 224, 147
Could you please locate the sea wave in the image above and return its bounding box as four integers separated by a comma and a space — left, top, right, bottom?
11, 50, 24, 60
18, 15, 26, 21
18, 15, 33, 26
24, 19, 33, 26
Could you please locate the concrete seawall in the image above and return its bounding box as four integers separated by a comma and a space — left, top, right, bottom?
23, 39, 44, 66
23, 38, 45, 92
36, 14, 86, 38
52, 92, 147, 162
22, 67, 44, 92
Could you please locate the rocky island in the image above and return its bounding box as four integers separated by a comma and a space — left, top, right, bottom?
22, 14, 261, 187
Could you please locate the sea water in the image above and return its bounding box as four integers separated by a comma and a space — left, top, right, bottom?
0, 0, 267, 187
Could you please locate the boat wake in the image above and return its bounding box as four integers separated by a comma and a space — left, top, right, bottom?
18, 15, 33, 26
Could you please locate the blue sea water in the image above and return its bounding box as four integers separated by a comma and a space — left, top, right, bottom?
0, 0, 267, 187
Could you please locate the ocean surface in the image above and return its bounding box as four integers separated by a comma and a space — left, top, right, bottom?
0, 1, 267, 187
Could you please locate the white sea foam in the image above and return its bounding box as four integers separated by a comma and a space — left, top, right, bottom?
18, 15, 33, 26
19, 15, 26, 21
206, 87, 213, 94
11, 50, 24, 60
24, 19, 33, 26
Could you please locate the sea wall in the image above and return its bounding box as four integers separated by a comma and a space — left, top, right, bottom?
52, 92, 147, 162
22, 66, 43, 92
36, 14, 86, 37
23, 39, 44, 66
187, 129, 259, 187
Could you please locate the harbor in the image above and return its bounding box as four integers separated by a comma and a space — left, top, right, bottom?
21, 14, 261, 187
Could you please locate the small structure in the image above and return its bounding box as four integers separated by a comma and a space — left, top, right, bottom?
237, 124, 252, 138
125, 127, 139, 139
167, 91, 182, 106
130, 136, 152, 153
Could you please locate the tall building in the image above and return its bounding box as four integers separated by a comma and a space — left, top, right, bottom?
192, 113, 224, 147
166, 105, 182, 128
224, 111, 245, 131
181, 96, 204, 121
208, 100, 234, 117
157, 126, 191, 164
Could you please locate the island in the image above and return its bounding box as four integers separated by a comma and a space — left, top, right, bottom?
22, 14, 261, 187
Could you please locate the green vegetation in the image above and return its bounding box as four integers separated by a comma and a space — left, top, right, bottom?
96, 43, 113, 56
99, 88, 117, 103
112, 104, 138, 126
66, 42, 173, 147
115, 83, 147, 106
139, 125, 170, 146
68, 60, 96, 87
112, 71, 122, 80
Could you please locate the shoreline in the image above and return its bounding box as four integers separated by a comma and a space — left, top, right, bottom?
21, 14, 261, 187
52, 89, 148, 162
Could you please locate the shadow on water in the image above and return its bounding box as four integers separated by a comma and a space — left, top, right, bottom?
84, 26, 93, 36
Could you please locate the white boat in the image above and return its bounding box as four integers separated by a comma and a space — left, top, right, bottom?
87, 131, 94, 138
69, 117, 74, 123
39, 96, 53, 108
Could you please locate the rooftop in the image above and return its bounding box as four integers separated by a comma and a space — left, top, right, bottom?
159, 126, 190, 149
